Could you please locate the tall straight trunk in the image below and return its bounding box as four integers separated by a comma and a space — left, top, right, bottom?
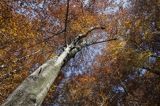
2, 44, 73, 106
2, 27, 116, 106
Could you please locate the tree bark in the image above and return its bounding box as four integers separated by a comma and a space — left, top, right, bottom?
2, 27, 116, 106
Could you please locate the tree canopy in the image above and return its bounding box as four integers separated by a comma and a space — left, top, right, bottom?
0, 0, 160, 105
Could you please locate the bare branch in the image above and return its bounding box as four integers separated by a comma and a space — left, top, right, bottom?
64, 0, 70, 32
143, 67, 160, 76
85, 38, 117, 47
64, 0, 70, 45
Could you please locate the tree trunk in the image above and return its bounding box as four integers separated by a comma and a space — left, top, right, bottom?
2, 45, 72, 106
2, 27, 116, 106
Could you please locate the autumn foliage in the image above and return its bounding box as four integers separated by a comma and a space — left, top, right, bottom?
0, 0, 160, 105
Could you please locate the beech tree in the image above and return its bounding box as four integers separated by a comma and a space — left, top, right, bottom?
0, 0, 160, 106
1, 0, 116, 105
51, 0, 160, 105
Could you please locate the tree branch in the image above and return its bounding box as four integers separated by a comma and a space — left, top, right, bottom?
72, 26, 106, 45
143, 67, 160, 76
2, 0, 71, 53
85, 38, 117, 47
64, 0, 70, 45
64, 0, 70, 32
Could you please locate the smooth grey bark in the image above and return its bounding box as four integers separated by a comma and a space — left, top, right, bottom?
2, 46, 71, 106
2, 27, 116, 106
